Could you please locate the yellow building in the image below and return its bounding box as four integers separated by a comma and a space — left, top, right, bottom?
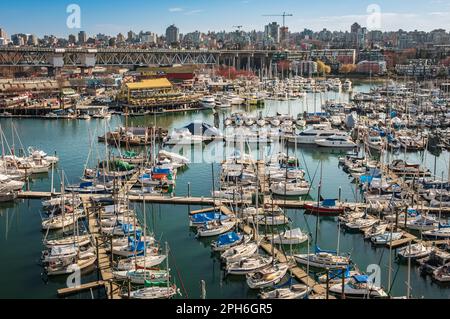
123, 78, 174, 103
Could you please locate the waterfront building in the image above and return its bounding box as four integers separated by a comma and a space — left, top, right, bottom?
356, 60, 387, 75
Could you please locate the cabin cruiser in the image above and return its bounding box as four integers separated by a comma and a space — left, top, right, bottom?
290, 123, 339, 145
315, 133, 357, 148
199, 96, 216, 109
367, 135, 384, 152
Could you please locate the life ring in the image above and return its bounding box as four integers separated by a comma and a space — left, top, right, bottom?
153, 248, 158, 254
151, 274, 156, 280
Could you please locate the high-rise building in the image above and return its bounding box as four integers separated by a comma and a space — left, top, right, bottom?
140, 31, 157, 44
78, 31, 87, 44
127, 31, 137, 43
117, 33, 125, 43
280, 27, 289, 45
166, 25, 180, 44
265, 22, 280, 44
68, 34, 77, 44
0, 28, 7, 40
28, 34, 38, 46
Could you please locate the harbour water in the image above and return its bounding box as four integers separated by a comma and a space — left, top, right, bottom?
0, 84, 449, 299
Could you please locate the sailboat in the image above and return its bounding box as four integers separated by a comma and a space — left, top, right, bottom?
226, 255, 273, 275
329, 275, 388, 299
294, 247, 351, 270
269, 228, 309, 245
221, 242, 259, 264
211, 232, 251, 252
196, 220, 236, 237
124, 243, 180, 299
259, 283, 311, 299
246, 263, 290, 289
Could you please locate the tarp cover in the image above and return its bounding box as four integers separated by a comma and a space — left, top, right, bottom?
217, 232, 241, 246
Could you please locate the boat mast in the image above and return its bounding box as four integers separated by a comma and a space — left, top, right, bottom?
314, 161, 323, 248
61, 170, 65, 234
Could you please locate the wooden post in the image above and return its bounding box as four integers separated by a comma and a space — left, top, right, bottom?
128, 279, 131, 299
187, 182, 191, 198
110, 235, 114, 265
325, 268, 330, 300
109, 280, 113, 300
95, 237, 100, 282
341, 267, 346, 299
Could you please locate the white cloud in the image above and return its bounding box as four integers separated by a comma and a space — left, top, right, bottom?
169, 7, 184, 12
184, 9, 204, 15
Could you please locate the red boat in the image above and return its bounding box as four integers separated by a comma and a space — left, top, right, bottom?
303, 199, 345, 216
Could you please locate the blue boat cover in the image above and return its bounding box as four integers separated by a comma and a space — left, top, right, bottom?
353, 275, 369, 283
322, 199, 336, 207
153, 168, 171, 175
80, 181, 93, 188
329, 266, 352, 279
121, 224, 135, 234
217, 232, 241, 246
191, 212, 224, 223
129, 241, 145, 252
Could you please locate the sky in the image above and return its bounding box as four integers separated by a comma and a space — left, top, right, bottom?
1, 0, 450, 37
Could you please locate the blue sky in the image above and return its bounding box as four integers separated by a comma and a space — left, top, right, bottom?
1, 0, 450, 37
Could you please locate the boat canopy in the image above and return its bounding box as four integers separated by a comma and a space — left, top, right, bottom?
217, 232, 241, 246
183, 121, 222, 137
80, 181, 94, 188
322, 199, 337, 207
353, 275, 370, 283
191, 212, 225, 224
129, 241, 146, 252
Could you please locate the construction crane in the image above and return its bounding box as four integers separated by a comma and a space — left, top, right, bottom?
262, 12, 293, 28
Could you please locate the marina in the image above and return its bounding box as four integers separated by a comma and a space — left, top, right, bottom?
1, 1, 450, 302
0, 80, 450, 300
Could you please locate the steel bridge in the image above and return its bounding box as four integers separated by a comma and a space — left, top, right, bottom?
0, 47, 313, 68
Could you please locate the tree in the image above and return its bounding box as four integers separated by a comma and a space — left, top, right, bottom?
340, 64, 357, 74
317, 60, 331, 75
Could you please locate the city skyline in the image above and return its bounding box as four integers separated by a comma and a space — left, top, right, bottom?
2, 0, 450, 37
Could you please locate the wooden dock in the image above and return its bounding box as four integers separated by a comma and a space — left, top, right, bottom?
81, 196, 122, 299
57, 281, 105, 297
